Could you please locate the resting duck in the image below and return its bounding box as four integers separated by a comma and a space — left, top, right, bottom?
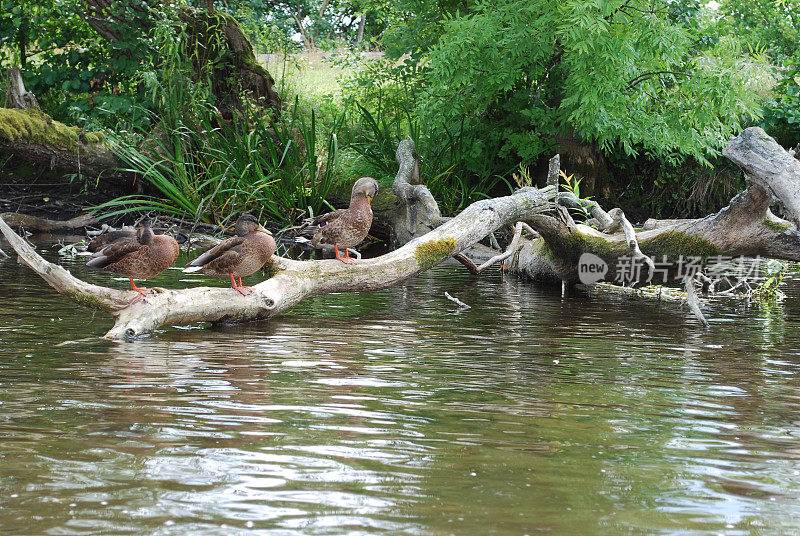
86, 220, 179, 297
183, 213, 275, 295
86, 227, 136, 253
310, 177, 378, 264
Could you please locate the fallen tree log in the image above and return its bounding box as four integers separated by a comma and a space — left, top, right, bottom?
0, 212, 98, 233
0, 184, 557, 339
0, 107, 129, 184
508, 128, 800, 284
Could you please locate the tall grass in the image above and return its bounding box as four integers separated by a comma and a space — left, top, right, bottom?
96, 14, 342, 226
98, 106, 342, 225
349, 99, 513, 214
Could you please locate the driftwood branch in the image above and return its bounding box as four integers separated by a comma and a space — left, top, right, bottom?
685, 275, 710, 328
513, 128, 800, 284
444, 291, 470, 309
453, 221, 527, 275
723, 127, 800, 228
0, 178, 556, 340
392, 138, 444, 243
607, 207, 654, 282
0, 215, 131, 311
0, 212, 99, 233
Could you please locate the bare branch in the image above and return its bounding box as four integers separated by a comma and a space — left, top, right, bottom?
0, 216, 130, 311
607, 207, 654, 283
685, 276, 710, 328
444, 292, 470, 309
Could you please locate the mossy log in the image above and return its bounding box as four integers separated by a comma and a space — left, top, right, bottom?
508, 128, 800, 284
0, 108, 128, 182
0, 212, 98, 233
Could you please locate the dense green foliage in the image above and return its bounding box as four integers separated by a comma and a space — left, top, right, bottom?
93, 17, 340, 225
0, 0, 154, 129
1, 0, 797, 222
717, 0, 800, 147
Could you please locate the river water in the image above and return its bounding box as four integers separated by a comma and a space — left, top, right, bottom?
1, 239, 800, 535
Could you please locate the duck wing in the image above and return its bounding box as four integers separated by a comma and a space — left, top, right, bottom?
312, 209, 347, 227
86, 229, 136, 253
86, 237, 141, 269
187, 236, 246, 267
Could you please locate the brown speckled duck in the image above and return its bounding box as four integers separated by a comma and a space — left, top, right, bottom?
86, 227, 136, 253
311, 177, 378, 264
183, 214, 275, 295
86, 220, 179, 297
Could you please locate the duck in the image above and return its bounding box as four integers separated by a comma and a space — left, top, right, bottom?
183, 213, 275, 295
85, 219, 180, 297
86, 227, 136, 253
309, 177, 378, 264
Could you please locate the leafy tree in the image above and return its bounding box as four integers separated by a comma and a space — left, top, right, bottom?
416, 0, 762, 174
716, 0, 800, 147
0, 0, 156, 127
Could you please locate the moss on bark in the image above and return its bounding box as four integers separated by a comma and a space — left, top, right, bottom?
641, 230, 718, 259
414, 238, 457, 270
0, 108, 104, 149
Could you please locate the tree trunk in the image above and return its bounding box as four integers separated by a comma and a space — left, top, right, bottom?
356, 15, 366, 44
84, 0, 281, 118
5, 66, 39, 110
179, 7, 282, 118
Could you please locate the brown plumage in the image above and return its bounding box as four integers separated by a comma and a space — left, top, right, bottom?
184, 214, 275, 295
311, 177, 378, 264
86, 220, 179, 297
86, 228, 136, 253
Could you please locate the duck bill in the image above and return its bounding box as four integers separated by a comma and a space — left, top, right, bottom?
257, 225, 272, 235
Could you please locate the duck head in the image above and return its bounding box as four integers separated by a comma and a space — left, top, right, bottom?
351, 177, 379, 204
234, 213, 272, 236
136, 219, 153, 245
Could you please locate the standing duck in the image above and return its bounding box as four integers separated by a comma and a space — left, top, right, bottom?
86, 219, 179, 297
310, 177, 378, 264
183, 213, 275, 295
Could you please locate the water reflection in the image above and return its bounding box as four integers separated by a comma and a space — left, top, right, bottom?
1, 240, 800, 534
